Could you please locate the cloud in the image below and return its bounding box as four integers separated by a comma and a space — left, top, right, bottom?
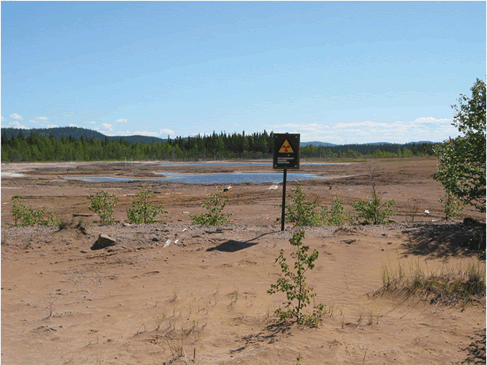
36, 116, 48, 121
69, 124, 78, 127
28, 120, 40, 125
10, 113, 23, 120
160, 129, 175, 136
114, 118, 128, 123
1, 116, 5, 122
8, 121, 29, 129
46, 124, 59, 128
90, 121, 97, 125
101, 123, 113, 131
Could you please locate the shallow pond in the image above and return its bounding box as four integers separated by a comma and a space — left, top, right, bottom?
64, 172, 330, 184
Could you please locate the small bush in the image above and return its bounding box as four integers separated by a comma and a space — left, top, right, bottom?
320, 192, 349, 226
88, 190, 118, 225
352, 184, 395, 224
126, 184, 167, 224
190, 187, 233, 226
280, 180, 321, 227
268, 231, 325, 327
9, 195, 58, 226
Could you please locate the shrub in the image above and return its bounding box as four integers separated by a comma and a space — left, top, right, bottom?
126, 184, 167, 224
9, 195, 59, 226
88, 190, 118, 225
190, 187, 233, 226
352, 184, 395, 224
320, 192, 349, 226
268, 231, 325, 327
439, 191, 463, 220
280, 180, 321, 227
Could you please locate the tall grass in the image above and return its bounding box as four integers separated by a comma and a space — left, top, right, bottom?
377, 259, 486, 308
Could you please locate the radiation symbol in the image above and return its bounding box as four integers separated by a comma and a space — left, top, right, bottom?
278, 139, 294, 153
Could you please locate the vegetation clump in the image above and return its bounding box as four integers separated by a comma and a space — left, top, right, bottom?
352, 184, 396, 225
88, 190, 118, 225
378, 260, 486, 308
127, 184, 167, 224
9, 195, 58, 226
268, 231, 325, 328
320, 192, 349, 226
433, 78, 485, 213
190, 187, 233, 226
279, 180, 321, 227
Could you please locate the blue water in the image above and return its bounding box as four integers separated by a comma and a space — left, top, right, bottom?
159, 162, 339, 167
64, 172, 330, 184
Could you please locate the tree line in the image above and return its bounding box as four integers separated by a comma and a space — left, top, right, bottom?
1, 128, 435, 163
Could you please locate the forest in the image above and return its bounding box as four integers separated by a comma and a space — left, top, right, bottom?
1, 128, 436, 163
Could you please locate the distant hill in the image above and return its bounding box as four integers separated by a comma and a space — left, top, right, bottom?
300, 141, 336, 147
1, 127, 167, 144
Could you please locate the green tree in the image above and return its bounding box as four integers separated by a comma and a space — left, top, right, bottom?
433, 78, 486, 213
352, 184, 396, 225
190, 187, 233, 226
280, 180, 321, 227
89, 190, 118, 225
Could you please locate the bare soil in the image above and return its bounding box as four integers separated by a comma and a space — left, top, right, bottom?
1, 158, 485, 364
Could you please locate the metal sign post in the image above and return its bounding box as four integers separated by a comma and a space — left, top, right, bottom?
273, 133, 300, 231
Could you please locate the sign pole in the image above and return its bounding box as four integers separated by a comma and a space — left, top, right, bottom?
281, 169, 287, 231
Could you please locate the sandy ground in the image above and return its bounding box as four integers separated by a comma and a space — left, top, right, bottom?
1, 158, 485, 364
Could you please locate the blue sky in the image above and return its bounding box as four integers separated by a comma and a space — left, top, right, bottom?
2, 1, 485, 144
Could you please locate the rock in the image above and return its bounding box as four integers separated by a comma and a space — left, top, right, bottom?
152, 236, 160, 242
91, 234, 117, 250
464, 217, 479, 225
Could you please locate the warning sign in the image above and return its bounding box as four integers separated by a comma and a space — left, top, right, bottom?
278, 140, 294, 153
273, 133, 300, 169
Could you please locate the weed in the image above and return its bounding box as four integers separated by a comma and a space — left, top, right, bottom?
126, 184, 167, 224
268, 231, 325, 327
352, 184, 396, 225
190, 187, 233, 226
404, 202, 420, 223
9, 195, 59, 227
88, 190, 118, 225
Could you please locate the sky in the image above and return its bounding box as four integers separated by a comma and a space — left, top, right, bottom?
1, 1, 485, 144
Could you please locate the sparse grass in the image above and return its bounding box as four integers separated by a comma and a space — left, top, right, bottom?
377, 259, 486, 307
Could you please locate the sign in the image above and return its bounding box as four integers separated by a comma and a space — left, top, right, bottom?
273, 133, 300, 169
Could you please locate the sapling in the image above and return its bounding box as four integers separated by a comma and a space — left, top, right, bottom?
126, 184, 167, 224
88, 190, 118, 225
268, 231, 325, 327
190, 187, 233, 226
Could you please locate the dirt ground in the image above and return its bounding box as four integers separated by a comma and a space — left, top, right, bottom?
1, 158, 485, 364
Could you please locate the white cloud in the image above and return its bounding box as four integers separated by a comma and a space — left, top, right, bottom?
114, 118, 128, 123
10, 113, 23, 120
101, 123, 113, 131
193, 132, 210, 137
28, 120, 40, 125
90, 121, 97, 125
411, 117, 452, 125
8, 121, 29, 129
1, 116, 5, 122
160, 129, 175, 136
36, 116, 48, 121
46, 124, 59, 128
69, 124, 78, 127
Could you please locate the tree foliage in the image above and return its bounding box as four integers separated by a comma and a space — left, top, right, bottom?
190, 187, 233, 226
433, 79, 486, 213
126, 184, 167, 224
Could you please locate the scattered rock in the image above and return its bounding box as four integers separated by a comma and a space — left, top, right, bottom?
91, 234, 117, 250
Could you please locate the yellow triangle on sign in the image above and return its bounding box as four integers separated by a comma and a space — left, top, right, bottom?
278, 139, 294, 153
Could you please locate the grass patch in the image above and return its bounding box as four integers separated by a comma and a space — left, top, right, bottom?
376, 260, 486, 308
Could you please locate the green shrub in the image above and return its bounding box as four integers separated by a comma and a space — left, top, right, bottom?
88, 190, 118, 225
280, 180, 321, 227
9, 195, 59, 226
439, 191, 463, 220
190, 187, 233, 226
320, 192, 349, 226
126, 184, 167, 224
268, 231, 325, 327
352, 184, 395, 224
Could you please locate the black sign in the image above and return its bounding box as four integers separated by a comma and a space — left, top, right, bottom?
273, 133, 300, 169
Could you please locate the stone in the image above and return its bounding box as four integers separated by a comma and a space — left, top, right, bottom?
91, 234, 117, 250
